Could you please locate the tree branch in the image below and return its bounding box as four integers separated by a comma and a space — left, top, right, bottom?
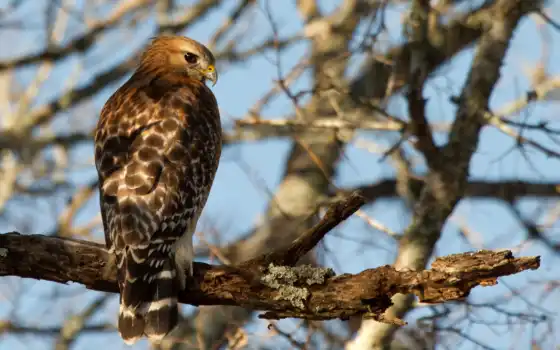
348, 1, 545, 347
346, 179, 560, 203
0, 0, 154, 72
0, 194, 540, 325
406, 0, 440, 168
243, 192, 366, 268
1, 0, 221, 137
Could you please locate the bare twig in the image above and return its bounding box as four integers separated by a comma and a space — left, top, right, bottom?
347, 179, 560, 204
54, 295, 110, 350
235, 118, 403, 132
0, 0, 155, 72
243, 192, 365, 268
0, 322, 112, 335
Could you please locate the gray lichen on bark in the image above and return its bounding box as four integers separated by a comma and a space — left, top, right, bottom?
260, 263, 335, 309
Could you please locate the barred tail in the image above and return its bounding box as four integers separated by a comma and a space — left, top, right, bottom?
116, 244, 180, 344
118, 302, 145, 345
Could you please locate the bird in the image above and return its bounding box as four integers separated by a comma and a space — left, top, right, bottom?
94, 35, 222, 344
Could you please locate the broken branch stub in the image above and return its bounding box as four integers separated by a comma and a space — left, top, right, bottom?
242, 191, 366, 269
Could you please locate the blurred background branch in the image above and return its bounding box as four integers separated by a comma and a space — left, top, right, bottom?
1, 0, 559, 349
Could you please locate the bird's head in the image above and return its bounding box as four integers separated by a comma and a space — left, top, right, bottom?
139, 35, 218, 86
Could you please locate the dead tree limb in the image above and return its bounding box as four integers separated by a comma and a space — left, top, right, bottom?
0, 194, 540, 325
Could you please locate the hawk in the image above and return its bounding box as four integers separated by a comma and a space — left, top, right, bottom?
94, 35, 222, 344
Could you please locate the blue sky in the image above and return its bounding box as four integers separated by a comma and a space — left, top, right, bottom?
1, 0, 560, 349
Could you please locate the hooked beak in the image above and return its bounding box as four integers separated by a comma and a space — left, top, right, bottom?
204, 65, 218, 86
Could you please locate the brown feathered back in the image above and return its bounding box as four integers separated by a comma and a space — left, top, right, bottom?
94, 35, 221, 344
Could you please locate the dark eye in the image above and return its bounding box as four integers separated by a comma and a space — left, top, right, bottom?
184, 53, 198, 64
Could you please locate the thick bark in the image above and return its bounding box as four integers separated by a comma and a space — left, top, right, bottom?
0, 232, 539, 324
0, 193, 540, 346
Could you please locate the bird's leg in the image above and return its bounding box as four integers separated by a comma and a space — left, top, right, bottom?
173, 230, 194, 290
103, 250, 117, 281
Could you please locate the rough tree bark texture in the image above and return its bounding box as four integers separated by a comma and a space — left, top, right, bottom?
0, 191, 540, 328
0, 233, 539, 323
